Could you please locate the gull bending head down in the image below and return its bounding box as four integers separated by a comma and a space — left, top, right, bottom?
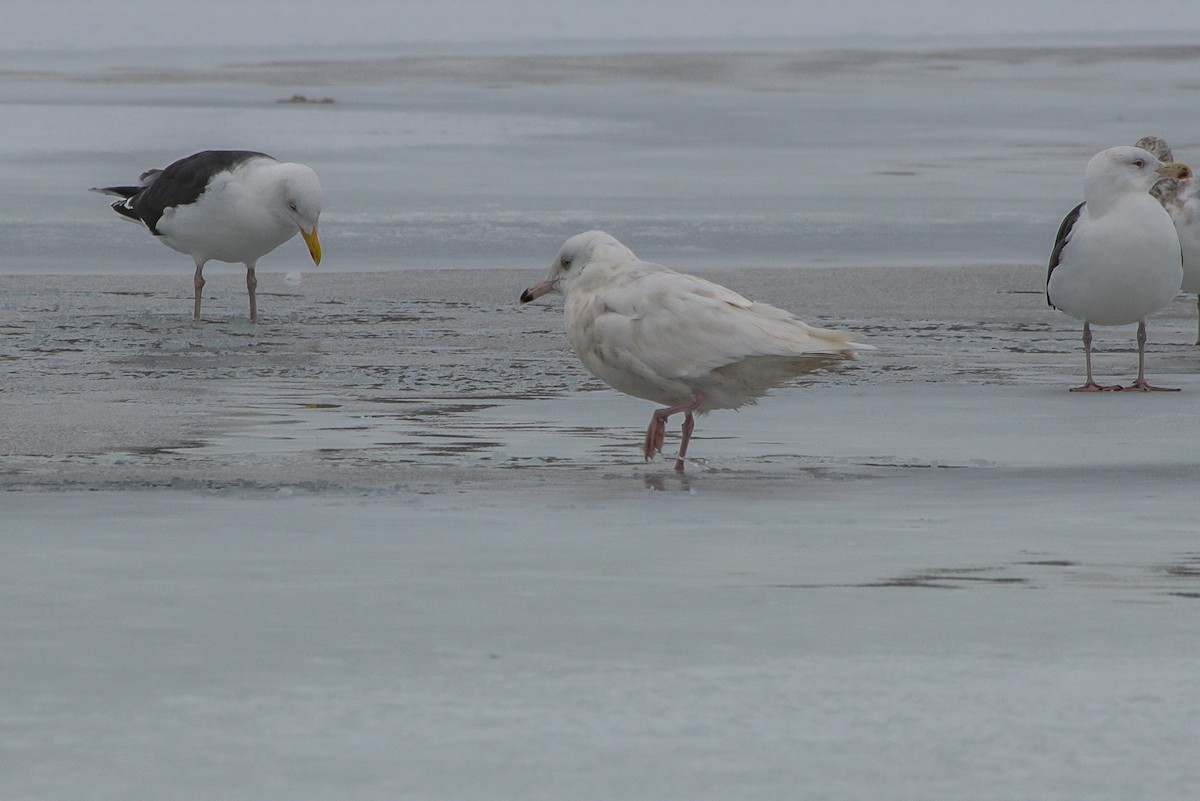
94, 150, 323, 323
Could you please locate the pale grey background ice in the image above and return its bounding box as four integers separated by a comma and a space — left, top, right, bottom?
4, 3, 1200, 800
4, 1, 1200, 273
7, 0, 1200, 47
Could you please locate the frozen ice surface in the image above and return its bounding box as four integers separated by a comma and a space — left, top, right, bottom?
4, 484, 1200, 801
3, 266, 1200, 800
4, 18, 1200, 800
5, 35, 1200, 275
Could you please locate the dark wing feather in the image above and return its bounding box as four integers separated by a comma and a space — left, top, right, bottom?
90, 184, 144, 199
118, 150, 272, 234
90, 167, 163, 200
111, 201, 143, 222
1046, 202, 1084, 310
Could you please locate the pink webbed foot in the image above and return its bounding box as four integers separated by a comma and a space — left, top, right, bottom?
643, 415, 667, 460
1069, 380, 1121, 392
1116, 379, 1180, 392
642, 393, 703, 468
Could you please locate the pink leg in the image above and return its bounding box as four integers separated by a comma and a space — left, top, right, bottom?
193, 261, 206, 321
246, 264, 258, 323
1070, 322, 1119, 392
674, 412, 696, 473
1120, 320, 1179, 391
642, 392, 704, 470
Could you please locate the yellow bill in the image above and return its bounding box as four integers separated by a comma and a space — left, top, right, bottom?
1156, 161, 1192, 180
300, 225, 322, 265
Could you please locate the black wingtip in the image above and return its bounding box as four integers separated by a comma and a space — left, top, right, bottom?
111, 201, 140, 221
91, 184, 143, 199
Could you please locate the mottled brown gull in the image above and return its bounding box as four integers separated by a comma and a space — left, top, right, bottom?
1136, 135, 1200, 345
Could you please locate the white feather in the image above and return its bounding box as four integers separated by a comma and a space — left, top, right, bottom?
534, 231, 868, 413
1164, 177, 1200, 294
156, 161, 321, 266
1048, 146, 1183, 326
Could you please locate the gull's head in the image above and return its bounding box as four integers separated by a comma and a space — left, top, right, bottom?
520, 230, 638, 304
274, 163, 323, 265
1134, 136, 1174, 163
1134, 136, 1187, 202
1086, 146, 1192, 201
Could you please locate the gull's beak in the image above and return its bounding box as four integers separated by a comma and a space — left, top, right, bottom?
519, 278, 555, 304
1157, 161, 1192, 180
300, 225, 322, 265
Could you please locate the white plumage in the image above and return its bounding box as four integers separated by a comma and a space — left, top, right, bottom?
1046, 146, 1190, 391
520, 231, 869, 471
1175, 177, 1200, 296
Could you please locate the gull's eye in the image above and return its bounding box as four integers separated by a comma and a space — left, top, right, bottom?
1133, 159, 1145, 168
560, 257, 573, 271
288, 201, 298, 212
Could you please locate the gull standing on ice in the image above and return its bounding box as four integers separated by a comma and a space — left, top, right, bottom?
94, 150, 323, 322
1046, 146, 1190, 391
1136, 136, 1200, 345
520, 231, 869, 471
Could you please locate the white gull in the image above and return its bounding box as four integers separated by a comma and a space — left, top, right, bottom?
1046, 146, 1190, 391
520, 231, 870, 471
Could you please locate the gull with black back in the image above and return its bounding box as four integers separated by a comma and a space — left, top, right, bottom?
1047, 146, 1190, 391
94, 150, 323, 322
